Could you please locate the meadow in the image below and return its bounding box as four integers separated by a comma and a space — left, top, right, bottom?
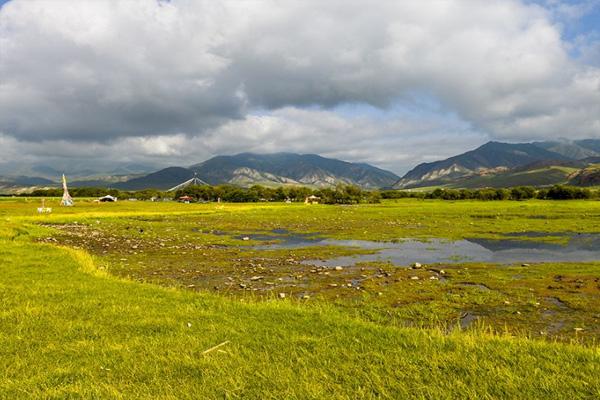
1, 197, 599, 398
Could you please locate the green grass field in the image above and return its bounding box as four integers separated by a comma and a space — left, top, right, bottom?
1, 198, 599, 398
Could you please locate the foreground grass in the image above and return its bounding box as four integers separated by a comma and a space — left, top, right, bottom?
0, 210, 599, 398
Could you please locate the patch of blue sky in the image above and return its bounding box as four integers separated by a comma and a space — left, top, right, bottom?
525, 0, 600, 38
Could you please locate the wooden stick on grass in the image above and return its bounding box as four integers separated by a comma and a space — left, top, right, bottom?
202, 340, 230, 356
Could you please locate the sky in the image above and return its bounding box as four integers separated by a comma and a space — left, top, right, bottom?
1, 0, 600, 176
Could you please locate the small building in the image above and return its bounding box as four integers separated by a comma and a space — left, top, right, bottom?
178, 195, 193, 203
304, 195, 320, 204
99, 195, 117, 202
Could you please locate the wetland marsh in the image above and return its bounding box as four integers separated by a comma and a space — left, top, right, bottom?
2, 198, 600, 398
32, 199, 600, 342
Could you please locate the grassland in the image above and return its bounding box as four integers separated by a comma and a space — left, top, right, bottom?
1, 198, 600, 398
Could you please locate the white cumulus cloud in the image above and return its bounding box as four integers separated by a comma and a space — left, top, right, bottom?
0, 0, 599, 173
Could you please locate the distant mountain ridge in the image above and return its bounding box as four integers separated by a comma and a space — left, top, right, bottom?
3, 141, 600, 193
394, 139, 600, 189
114, 153, 399, 190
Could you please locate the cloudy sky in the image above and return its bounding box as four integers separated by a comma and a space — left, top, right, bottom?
1, 0, 599, 175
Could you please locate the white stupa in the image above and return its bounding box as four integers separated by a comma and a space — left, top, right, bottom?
60, 174, 74, 206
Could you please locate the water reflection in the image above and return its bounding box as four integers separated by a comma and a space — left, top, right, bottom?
199, 229, 600, 266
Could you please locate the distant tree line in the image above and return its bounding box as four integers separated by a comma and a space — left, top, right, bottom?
174, 184, 382, 204
20, 184, 382, 204
25, 187, 164, 200
381, 185, 597, 200
19, 184, 597, 202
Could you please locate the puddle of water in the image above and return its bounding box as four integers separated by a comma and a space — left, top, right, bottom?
235, 230, 323, 248
192, 228, 228, 235
546, 297, 569, 310
459, 312, 479, 329
303, 234, 600, 267
209, 229, 600, 267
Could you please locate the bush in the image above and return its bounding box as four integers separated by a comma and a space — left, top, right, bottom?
510, 186, 536, 200
543, 185, 592, 200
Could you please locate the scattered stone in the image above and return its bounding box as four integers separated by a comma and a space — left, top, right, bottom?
278, 293, 286, 299
328, 283, 338, 287
242, 237, 250, 241
239, 283, 247, 289
249, 276, 263, 281
334, 266, 343, 271
302, 295, 310, 300
410, 276, 420, 280
521, 263, 531, 267
412, 262, 423, 269
429, 276, 438, 280
574, 327, 584, 332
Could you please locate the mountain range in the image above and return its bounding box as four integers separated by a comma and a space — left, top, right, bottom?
114, 153, 399, 190
393, 139, 600, 189
2, 140, 600, 193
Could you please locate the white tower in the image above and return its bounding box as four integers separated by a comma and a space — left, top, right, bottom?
60, 174, 74, 206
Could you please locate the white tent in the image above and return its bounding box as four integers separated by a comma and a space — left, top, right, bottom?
167, 173, 208, 192
99, 195, 117, 202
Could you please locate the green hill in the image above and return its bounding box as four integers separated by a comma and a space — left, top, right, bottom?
448, 165, 577, 188
395, 139, 600, 189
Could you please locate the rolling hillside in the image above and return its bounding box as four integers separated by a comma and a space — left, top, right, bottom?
116, 153, 399, 190
394, 139, 600, 189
